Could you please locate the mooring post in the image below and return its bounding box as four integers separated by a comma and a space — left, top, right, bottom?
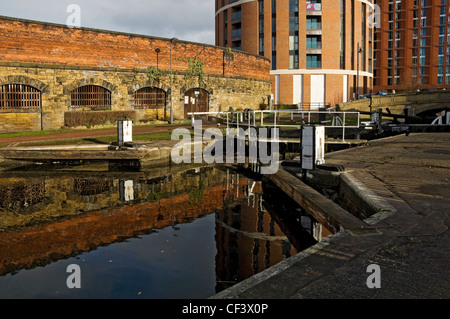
377, 108, 383, 132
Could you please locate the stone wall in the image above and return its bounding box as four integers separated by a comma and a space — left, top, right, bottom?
0, 64, 271, 133
0, 16, 271, 133
337, 90, 450, 116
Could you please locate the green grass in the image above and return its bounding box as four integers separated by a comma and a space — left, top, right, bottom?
0, 128, 78, 139
13, 130, 177, 147
0, 120, 190, 139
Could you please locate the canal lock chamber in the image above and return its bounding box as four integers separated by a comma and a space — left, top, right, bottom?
0, 162, 336, 298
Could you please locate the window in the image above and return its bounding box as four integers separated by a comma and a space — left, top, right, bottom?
446, 66, 450, 84
289, 55, 299, 69
259, 0, 264, 55
289, 16, 298, 31
438, 66, 444, 84
71, 85, 111, 111
0, 84, 41, 110
340, 0, 345, 69
134, 87, 166, 109
289, 0, 299, 69
306, 55, 321, 68
306, 36, 321, 49
289, 35, 299, 50
306, 17, 321, 30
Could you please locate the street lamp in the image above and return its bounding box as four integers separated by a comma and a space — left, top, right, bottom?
356, 42, 364, 100
170, 38, 178, 124
155, 48, 160, 70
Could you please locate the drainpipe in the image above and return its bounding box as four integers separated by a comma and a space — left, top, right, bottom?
40, 97, 43, 131
170, 38, 178, 124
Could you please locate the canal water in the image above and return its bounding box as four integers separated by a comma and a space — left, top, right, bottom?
0, 163, 332, 299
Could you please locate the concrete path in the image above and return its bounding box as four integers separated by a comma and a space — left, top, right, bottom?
213, 133, 450, 299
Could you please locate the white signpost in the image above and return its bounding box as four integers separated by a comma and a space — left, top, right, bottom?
118, 120, 133, 148
301, 126, 325, 171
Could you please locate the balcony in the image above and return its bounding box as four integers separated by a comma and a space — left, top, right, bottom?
231, 11, 241, 24
306, 2, 322, 15
306, 54, 322, 69
231, 29, 241, 41
306, 19, 321, 35
306, 61, 322, 68
306, 39, 322, 54
306, 48, 322, 54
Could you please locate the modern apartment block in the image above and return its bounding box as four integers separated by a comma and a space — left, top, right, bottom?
373, 0, 450, 91
215, 0, 374, 109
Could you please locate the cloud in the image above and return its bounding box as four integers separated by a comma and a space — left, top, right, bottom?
0, 0, 215, 44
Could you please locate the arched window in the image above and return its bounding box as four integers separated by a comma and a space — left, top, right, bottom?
0, 84, 41, 110
134, 87, 166, 109
73, 178, 113, 196
71, 85, 111, 111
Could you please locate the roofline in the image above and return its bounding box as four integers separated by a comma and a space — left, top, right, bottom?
0, 15, 270, 63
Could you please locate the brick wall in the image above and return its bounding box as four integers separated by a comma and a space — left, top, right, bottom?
0, 16, 272, 133
0, 16, 270, 81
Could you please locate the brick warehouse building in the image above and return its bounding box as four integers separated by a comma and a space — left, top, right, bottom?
373, 0, 450, 91
215, 0, 374, 108
0, 16, 271, 133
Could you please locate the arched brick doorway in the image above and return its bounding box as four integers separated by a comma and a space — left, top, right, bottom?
184, 88, 209, 118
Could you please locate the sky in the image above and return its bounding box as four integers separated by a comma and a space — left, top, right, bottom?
0, 0, 216, 45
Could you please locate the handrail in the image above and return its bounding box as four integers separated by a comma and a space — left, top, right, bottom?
187, 109, 361, 142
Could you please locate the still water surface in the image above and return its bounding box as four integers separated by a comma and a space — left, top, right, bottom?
0, 163, 331, 298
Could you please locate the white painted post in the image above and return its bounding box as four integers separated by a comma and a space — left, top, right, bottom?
301, 126, 314, 170
274, 111, 277, 138
342, 112, 346, 143
118, 120, 133, 148
301, 125, 325, 171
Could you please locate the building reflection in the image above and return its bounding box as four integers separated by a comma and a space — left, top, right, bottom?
214, 171, 333, 292
0, 165, 333, 291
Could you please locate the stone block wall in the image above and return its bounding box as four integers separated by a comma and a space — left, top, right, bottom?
0, 64, 271, 133
337, 90, 450, 116
0, 112, 41, 133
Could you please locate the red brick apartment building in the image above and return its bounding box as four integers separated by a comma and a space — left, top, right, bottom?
373, 0, 450, 91
215, 0, 374, 108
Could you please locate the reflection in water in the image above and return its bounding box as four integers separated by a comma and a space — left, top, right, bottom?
0, 164, 332, 298
215, 176, 296, 291
0, 180, 45, 211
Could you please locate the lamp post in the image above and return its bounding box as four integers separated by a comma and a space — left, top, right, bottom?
356, 42, 364, 100
170, 38, 178, 124
155, 48, 160, 70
